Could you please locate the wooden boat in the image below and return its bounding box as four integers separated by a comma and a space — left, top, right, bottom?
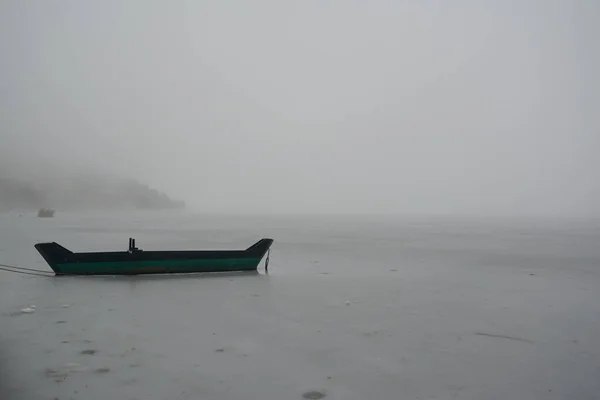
34, 238, 273, 276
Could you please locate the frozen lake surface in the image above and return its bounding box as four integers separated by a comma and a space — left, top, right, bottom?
1, 211, 599, 399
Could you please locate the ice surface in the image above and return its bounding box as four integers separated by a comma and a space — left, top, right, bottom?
1, 212, 599, 400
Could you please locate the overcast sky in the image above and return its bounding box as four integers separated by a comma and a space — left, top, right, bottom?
1, 0, 598, 216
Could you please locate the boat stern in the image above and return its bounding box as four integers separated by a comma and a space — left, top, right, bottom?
34, 242, 73, 274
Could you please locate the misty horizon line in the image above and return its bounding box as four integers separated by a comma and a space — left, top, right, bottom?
11, 206, 595, 222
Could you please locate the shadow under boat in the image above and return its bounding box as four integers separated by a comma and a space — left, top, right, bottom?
34, 237, 273, 276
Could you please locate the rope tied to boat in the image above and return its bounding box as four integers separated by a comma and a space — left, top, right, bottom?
0, 262, 54, 277
265, 248, 270, 271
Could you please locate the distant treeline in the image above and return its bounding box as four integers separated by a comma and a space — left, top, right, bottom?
0, 176, 185, 211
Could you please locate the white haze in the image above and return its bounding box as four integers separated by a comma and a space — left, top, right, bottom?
1, 0, 599, 216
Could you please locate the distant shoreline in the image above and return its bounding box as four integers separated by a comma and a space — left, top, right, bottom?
0, 175, 185, 212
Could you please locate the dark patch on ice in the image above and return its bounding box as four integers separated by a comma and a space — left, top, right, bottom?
215, 348, 225, 353
56, 320, 66, 324
6, 309, 35, 316
61, 341, 70, 344
94, 367, 110, 374
120, 347, 136, 357
45, 368, 68, 379
475, 332, 535, 343
80, 349, 97, 355
390, 269, 398, 272
120, 377, 138, 385
303, 390, 326, 399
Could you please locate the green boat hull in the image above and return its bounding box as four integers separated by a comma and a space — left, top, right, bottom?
55, 257, 262, 275
34, 238, 273, 276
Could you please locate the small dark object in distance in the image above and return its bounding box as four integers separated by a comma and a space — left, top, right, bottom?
37, 208, 55, 218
